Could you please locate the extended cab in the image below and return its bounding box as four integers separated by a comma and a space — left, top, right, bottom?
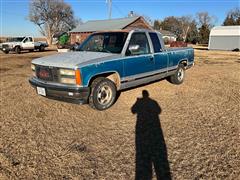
29, 30, 194, 110
0, 36, 48, 54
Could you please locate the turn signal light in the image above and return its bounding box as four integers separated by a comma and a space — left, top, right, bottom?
75, 70, 82, 85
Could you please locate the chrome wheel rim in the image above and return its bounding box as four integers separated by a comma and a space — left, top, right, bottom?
177, 68, 184, 81
97, 85, 112, 105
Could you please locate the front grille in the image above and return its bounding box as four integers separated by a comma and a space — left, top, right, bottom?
2, 44, 9, 48
36, 65, 59, 82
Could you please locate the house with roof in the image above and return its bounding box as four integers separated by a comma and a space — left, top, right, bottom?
159, 30, 177, 43
70, 16, 152, 44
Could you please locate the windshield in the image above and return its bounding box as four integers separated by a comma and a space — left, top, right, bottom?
79, 32, 128, 54
7, 37, 25, 42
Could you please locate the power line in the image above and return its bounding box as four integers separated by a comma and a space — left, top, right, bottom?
112, 2, 125, 17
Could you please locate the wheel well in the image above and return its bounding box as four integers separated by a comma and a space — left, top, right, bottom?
14, 45, 21, 49
179, 60, 188, 68
89, 72, 121, 90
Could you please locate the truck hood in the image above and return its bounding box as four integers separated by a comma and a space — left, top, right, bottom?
32, 51, 122, 69
0, 42, 20, 46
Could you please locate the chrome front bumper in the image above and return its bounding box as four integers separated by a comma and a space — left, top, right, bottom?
29, 78, 90, 104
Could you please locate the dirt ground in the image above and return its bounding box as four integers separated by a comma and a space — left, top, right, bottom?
0, 48, 239, 179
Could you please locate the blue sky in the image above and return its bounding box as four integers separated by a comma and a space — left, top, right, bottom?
0, 0, 239, 37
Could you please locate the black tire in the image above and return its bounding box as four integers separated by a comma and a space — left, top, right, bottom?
15, 46, 21, 54
168, 64, 185, 85
39, 45, 44, 52
29, 49, 34, 52
89, 77, 117, 110
3, 50, 9, 54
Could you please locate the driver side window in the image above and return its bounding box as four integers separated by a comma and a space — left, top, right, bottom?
126, 32, 150, 56
24, 38, 30, 43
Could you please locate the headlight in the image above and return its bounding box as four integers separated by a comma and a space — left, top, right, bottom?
31, 64, 35, 71
59, 69, 75, 76
31, 64, 36, 77
59, 69, 82, 85
59, 78, 76, 84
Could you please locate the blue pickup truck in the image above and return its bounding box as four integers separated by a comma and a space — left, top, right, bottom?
29, 29, 194, 110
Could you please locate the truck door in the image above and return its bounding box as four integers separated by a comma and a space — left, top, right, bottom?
124, 32, 155, 79
149, 32, 168, 73
22, 37, 34, 49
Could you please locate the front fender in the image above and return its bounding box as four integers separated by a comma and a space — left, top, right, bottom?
80, 60, 124, 87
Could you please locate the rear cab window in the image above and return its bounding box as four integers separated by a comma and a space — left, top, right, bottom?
149, 32, 162, 53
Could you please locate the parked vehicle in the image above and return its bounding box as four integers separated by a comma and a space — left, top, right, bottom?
0, 36, 48, 54
29, 29, 194, 110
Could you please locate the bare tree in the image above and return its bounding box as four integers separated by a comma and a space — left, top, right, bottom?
178, 16, 193, 42
160, 16, 182, 39
29, 0, 79, 44
196, 12, 216, 44
160, 16, 196, 42
223, 7, 240, 25
186, 20, 199, 44
153, 20, 161, 30
196, 12, 216, 28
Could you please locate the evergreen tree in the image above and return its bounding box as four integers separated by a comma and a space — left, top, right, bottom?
198, 24, 210, 44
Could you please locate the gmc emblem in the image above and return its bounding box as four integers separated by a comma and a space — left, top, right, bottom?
39, 69, 49, 78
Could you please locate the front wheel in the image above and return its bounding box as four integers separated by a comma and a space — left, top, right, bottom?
3, 50, 9, 54
168, 64, 185, 85
15, 46, 21, 54
89, 77, 117, 110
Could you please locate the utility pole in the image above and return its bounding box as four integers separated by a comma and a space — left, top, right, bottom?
106, 0, 112, 19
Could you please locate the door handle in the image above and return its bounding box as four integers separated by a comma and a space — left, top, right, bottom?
149, 56, 154, 61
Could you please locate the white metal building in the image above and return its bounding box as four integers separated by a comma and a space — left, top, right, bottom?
208, 26, 240, 51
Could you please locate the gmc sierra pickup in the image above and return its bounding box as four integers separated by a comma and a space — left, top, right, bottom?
29, 29, 194, 110
0, 36, 48, 54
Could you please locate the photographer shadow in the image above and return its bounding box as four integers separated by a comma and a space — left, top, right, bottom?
131, 90, 171, 180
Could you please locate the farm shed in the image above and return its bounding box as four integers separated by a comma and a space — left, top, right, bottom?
208, 26, 240, 51
70, 16, 152, 44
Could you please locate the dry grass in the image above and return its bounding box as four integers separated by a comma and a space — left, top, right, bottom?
0, 48, 240, 179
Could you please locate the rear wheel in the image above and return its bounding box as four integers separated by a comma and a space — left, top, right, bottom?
168, 64, 185, 84
15, 46, 21, 54
39, 45, 44, 52
89, 77, 117, 110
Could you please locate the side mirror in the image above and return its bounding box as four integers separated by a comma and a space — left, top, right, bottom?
129, 44, 140, 52
127, 44, 140, 56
